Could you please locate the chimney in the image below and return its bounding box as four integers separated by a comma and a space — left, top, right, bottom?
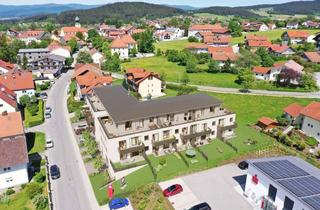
4, 76, 7, 80
1, 87, 4, 92
2, 111, 8, 116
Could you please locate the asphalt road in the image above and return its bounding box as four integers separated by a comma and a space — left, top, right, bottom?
44, 71, 100, 210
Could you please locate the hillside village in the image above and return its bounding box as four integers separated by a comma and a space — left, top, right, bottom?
1, 1, 320, 210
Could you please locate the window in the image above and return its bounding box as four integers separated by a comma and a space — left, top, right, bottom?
229, 118, 233, 122
283, 196, 294, 210
210, 107, 215, 112
149, 117, 154, 123
268, 184, 277, 202
175, 129, 179, 134
212, 121, 216, 126
0, 104, 3, 107
211, 130, 215, 135
125, 121, 132, 130
144, 135, 149, 141
163, 130, 170, 139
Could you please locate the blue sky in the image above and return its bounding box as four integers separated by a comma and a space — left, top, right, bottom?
0, 0, 302, 7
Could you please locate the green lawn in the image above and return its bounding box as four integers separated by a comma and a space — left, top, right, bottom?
24, 100, 44, 128
154, 39, 189, 52
232, 29, 320, 44
123, 56, 240, 88
112, 79, 124, 85
26, 132, 46, 155
89, 172, 111, 205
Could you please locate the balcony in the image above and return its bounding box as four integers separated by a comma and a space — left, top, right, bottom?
119, 143, 145, 155
180, 128, 211, 142
218, 123, 237, 131
152, 136, 178, 147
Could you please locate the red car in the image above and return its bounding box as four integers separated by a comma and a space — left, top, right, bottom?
163, 184, 183, 197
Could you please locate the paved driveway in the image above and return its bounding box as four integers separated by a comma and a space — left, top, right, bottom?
159, 163, 252, 210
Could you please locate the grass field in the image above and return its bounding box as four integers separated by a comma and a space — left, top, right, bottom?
24, 100, 44, 128
26, 132, 46, 155
154, 39, 189, 52
194, 13, 234, 21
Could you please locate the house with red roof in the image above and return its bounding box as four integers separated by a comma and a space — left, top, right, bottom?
282, 30, 309, 44
0, 71, 35, 102
203, 35, 231, 47
110, 35, 137, 59
268, 44, 295, 57
0, 83, 17, 114
188, 23, 229, 38
283, 102, 320, 141
0, 60, 16, 74
245, 34, 271, 51
208, 47, 238, 66
153, 27, 184, 41
60, 26, 88, 42
0, 111, 29, 189
185, 43, 209, 54
125, 68, 163, 98
72, 64, 112, 99
242, 22, 269, 32
303, 52, 320, 64
17, 30, 50, 45
257, 117, 278, 131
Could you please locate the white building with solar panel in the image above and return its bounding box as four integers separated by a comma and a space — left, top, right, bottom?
245, 156, 320, 210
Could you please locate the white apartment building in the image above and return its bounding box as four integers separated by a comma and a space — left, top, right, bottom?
87, 86, 237, 173
245, 156, 320, 210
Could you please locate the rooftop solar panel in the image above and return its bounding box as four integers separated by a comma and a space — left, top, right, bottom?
253, 160, 309, 180
303, 195, 320, 210
279, 176, 320, 197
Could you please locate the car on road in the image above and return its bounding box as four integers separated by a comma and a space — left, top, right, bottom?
163, 184, 183, 197
39, 92, 48, 99
45, 112, 51, 119
109, 197, 129, 210
45, 106, 52, 113
238, 160, 249, 170
45, 138, 53, 149
189, 202, 211, 210
50, 165, 60, 179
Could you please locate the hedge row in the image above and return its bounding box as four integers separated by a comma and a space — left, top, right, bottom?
166, 84, 198, 93
110, 160, 147, 172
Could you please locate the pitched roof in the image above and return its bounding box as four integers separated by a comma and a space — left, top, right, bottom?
258, 117, 277, 126
203, 35, 231, 44
17, 30, 45, 39
300, 102, 320, 121
0, 72, 35, 91
208, 46, 238, 61
0, 83, 17, 109
0, 135, 28, 168
48, 42, 71, 52
73, 63, 102, 78
0, 112, 24, 138
246, 34, 268, 41
126, 68, 160, 85
110, 37, 128, 48
304, 52, 320, 63
61, 26, 88, 33
247, 40, 271, 47
286, 30, 309, 39
269, 44, 291, 53
0, 60, 15, 72
283, 60, 304, 73
283, 103, 304, 117
190, 23, 228, 34
253, 66, 271, 74
185, 43, 208, 49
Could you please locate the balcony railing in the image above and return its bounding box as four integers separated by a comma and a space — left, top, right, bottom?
119, 143, 145, 155
180, 128, 211, 142
152, 136, 178, 147
218, 123, 237, 131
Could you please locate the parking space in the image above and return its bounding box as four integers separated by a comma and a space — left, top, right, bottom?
159, 163, 252, 210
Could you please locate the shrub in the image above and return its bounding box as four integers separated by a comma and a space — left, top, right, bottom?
5, 188, 15, 196
306, 137, 318, 147
296, 141, 306, 151
188, 36, 198, 42
32, 194, 48, 210
25, 182, 43, 199
276, 116, 289, 126
40, 159, 46, 166
159, 157, 166, 166
27, 103, 39, 116
34, 170, 46, 183
20, 184, 27, 190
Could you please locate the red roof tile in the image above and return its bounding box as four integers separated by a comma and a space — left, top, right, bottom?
0, 72, 34, 91
304, 52, 320, 63
0, 112, 24, 138
246, 34, 268, 41
300, 102, 320, 121
269, 44, 291, 53
0, 60, 15, 72
258, 117, 277, 126
283, 103, 304, 117
247, 40, 271, 47
0, 83, 17, 109
185, 43, 208, 49
286, 30, 309, 38
253, 66, 271, 74
0, 135, 28, 168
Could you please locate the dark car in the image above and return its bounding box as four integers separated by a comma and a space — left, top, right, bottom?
109, 197, 129, 210
39, 92, 48, 99
189, 202, 211, 210
163, 184, 183, 197
45, 112, 51, 119
50, 165, 60, 179
238, 160, 249, 170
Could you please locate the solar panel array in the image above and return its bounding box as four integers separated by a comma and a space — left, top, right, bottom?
303, 195, 320, 210
253, 160, 309, 180
279, 176, 320, 197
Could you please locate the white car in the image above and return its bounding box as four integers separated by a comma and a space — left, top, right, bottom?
45, 139, 54, 149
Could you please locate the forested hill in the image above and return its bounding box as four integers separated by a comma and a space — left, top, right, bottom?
56, 2, 186, 24
242, 0, 320, 15
195, 7, 261, 18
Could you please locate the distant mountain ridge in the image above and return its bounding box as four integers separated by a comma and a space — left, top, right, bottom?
0, 3, 100, 18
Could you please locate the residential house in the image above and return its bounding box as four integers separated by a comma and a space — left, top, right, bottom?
314, 32, 320, 48
72, 63, 112, 99
282, 31, 309, 44
29, 54, 65, 79
60, 26, 88, 42
185, 43, 209, 54
17, 48, 50, 63
303, 52, 320, 64
188, 23, 229, 37
125, 68, 163, 98
302, 20, 320, 29
0, 60, 15, 74
0, 84, 17, 114
286, 22, 299, 29
208, 47, 238, 66
6, 29, 19, 37
154, 27, 184, 41
98, 23, 117, 37
284, 102, 320, 141
0, 111, 29, 189
110, 35, 137, 59
268, 23, 277, 30
257, 117, 278, 131
242, 22, 269, 32
245, 156, 320, 210
0, 71, 35, 102
89, 49, 104, 66
87, 86, 237, 176
245, 34, 271, 51
17, 30, 50, 45
268, 44, 295, 57
48, 42, 71, 58
203, 35, 231, 47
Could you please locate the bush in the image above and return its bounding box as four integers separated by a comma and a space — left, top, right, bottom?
296, 141, 306, 151
188, 36, 198, 42
37, 82, 50, 91
20, 184, 27, 190
40, 159, 46, 166
159, 157, 166, 166
306, 137, 318, 147
32, 194, 48, 210
276, 116, 289, 126
5, 188, 15, 196
25, 182, 43, 199
27, 103, 39, 116
34, 170, 46, 183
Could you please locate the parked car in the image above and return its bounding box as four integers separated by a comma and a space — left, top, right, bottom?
238, 160, 249, 170
45, 138, 54, 149
45, 106, 52, 114
50, 165, 60, 179
163, 184, 183, 197
109, 198, 129, 210
189, 202, 211, 210
45, 112, 51, 119
39, 92, 48, 99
